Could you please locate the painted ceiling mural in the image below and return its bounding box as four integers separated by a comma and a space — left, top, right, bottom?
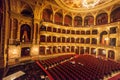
60, 0, 112, 9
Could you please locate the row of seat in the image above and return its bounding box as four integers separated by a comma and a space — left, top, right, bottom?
39, 54, 75, 69
38, 55, 120, 80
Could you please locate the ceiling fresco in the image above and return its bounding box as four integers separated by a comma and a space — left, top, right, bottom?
60, 0, 112, 9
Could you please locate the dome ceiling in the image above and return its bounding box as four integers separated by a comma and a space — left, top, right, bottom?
54, 0, 118, 12
60, 0, 111, 8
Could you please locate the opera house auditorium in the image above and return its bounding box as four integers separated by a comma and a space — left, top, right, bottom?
1, 0, 120, 80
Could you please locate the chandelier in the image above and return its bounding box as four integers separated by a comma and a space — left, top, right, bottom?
82, 0, 100, 9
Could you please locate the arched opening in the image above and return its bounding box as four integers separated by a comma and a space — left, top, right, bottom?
54, 12, 63, 25
80, 47, 84, 54
96, 13, 108, 25
58, 46, 61, 53
81, 31, 85, 35
71, 46, 74, 52
47, 36, 51, 42
57, 37, 61, 42
76, 38, 80, 43
64, 15, 72, 26
39, 46, 45, 55
98, 49, 106, 57
62, 37, 65, 43
66, 46, 70, 52
85, 47, 89, 54
111, 6, 120, 22
86, 30, 90, 35
76, 30, 80, 34
91, 48, 96, 55
20, 24, 31, 42
86, 38, 90, 44
66, 37, 70, 43
53, 36, 56, 42
42, 9, 53, 22
62, 46, 66, 53
75, 46, 79, 54
100, 31, 108, 45
71, 38, 75, 43
47, 27, 52, 32
74, 16, 82, 27
40, 35, 46, 42
53, 28, 57, 32
109, 38, 116, 46
46, 46, 51, 54
21, 47, 30, 57
40, 25, 46, 31
84, 16, 94, 26
81, 38, 84, 43
108, 50, 115, 59
92, 38, 97, 44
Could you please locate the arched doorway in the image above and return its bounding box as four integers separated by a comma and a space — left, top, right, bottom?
100, 31, 108, 45
20, 24, 31, 42
21, 47, 30, 57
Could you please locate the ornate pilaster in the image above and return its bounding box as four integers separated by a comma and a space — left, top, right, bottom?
33, 22, 37, 44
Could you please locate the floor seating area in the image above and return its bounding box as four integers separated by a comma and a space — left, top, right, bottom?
2, 54, 120, 80
39, 54, 75, 69
37, 55, 120, 80
4, 61, 47, 80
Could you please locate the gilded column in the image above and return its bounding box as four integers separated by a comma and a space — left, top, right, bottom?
94, 15, 96, 25
63, 15, 65, 25
72, 16, 74, 27
108, 13, 111, 23
97, 32, 100, 45
53, 12, 55, 23
37, 23, 40, 44
96, 49, 98, 57
106, 49, 108, 59
84, 38, 86, 44
90, 27, 92, 44
79, 47, 81, 55
89, 47, 91, 55
56, 46, 58, 53
114, 48, 119, 61
82, 16, 85, 26
84, 47, 86, 54
45, 46, 47, 55
116, 28, 119, 47
33, 22, 36, 44
51, 46, 53, 54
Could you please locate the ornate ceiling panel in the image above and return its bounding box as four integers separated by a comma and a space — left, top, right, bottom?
60, 0, 111, 8
55, 0, 119, 12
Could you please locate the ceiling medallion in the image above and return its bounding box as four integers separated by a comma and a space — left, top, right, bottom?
82, 0, 100, 9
